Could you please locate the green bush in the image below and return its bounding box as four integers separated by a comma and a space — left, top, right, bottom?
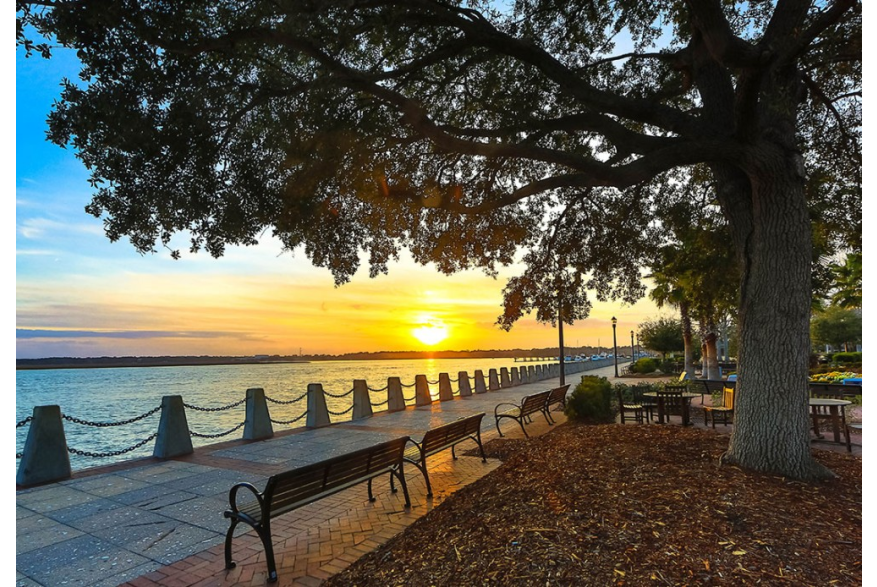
630, 357, 659, 374
659, 360, 677, 374
832, 352, 862, 364
565, 376, 614, 423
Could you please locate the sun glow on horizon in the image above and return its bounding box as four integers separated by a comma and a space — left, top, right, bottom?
411, 318, 449, 346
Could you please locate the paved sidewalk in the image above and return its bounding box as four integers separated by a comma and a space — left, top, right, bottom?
17, 364, 859, 586
17, 368, 590, 587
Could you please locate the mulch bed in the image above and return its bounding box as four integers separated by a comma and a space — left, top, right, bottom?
325, 423, 861, 586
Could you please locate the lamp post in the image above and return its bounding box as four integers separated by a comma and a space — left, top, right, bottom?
611, 316, 618, 377
630, 330, 635, 363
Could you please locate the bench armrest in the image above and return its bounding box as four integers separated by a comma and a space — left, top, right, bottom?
494, 402, 520, 416
227, 482, 264, 515
406, 437, 424, 454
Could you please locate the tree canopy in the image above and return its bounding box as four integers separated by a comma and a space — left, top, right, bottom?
18, 1, 861, 479
638, 316, 684, 361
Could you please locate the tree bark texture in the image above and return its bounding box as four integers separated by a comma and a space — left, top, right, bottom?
723, 153, 832, 479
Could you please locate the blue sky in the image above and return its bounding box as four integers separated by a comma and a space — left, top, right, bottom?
11, 25, 668, 360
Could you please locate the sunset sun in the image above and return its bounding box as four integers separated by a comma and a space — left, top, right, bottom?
412, 320, 449, 346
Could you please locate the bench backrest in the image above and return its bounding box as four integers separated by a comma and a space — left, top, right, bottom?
264, 436, 408, 516
420, 413, 485, 456
546, 385, 571, 406
520, 390, 552, 416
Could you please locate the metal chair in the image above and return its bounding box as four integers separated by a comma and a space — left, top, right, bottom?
616, 387, 644, 424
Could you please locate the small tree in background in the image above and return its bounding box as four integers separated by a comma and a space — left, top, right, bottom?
811, 306, 862, 352
638, 317, 684, 362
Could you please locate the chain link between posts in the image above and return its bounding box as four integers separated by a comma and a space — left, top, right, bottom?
323, 387, 355, 399
271, 411, 308, 425
66, 433, 159, 458
367, 384, 389, 392
190, 421, 246, 438
266, 392, 308, 404
327, 405, 354, 416
183, 398, 246, 412
17, 416, 33, 428
62, 406, 162, 427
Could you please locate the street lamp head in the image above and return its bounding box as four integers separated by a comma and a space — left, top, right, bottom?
611, 316, 617, 326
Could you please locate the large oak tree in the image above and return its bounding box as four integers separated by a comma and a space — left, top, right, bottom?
18, 0, 861, 479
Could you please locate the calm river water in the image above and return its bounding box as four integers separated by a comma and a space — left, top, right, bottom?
16, 357, 551, 473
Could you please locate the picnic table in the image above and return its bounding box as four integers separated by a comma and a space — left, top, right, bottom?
809, 398, 852, 444
644, 391, 699, 426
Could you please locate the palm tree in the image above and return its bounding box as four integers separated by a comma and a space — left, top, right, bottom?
830, 253, 862, 309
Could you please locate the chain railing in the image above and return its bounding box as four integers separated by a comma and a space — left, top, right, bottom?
67, 433, 159, 459
266, 391, 308, 404
17, 416, 33, 428
367, 384, 389, 392
323, 387, 355, 399
190, 421, 246, 438
271, 411, 308, 425
62, 406, 162, 427
183, 399, 246, 412
327, 404, 354, 417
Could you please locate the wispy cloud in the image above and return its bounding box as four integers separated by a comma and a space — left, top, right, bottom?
18, 217, 104, 240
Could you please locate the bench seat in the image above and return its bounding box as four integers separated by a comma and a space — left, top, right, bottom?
404, 413, 486, 497
495, 389, 552, 438
223, 436, 410, 582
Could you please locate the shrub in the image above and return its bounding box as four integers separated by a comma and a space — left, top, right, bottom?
659, 360, 677, 374
565, 376, 614, 423
630, 357, 659, 374
832, 352, 862, 364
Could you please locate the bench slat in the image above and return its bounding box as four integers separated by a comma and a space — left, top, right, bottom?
225, 436, 410, 582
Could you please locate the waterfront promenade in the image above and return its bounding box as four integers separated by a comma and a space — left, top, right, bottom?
17, 366, 599, 587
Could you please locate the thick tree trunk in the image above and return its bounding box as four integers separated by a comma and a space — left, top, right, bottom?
722, 155, 832, 480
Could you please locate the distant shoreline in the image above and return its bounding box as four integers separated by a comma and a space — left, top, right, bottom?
16, 359, 312, 371
16, 349, 580, 371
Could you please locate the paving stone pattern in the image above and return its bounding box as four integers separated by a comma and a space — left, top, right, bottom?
17, 368, 586, 587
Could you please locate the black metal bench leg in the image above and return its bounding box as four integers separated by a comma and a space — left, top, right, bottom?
476, 434, 487, 463
518, 417, 530, 438
393, 467, 412, 507
496, 417, 505, 437
367, 478, 376, 502
258, 523, 278, 583
224, 518, 239, 571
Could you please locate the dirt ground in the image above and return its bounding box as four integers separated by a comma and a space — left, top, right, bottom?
325, 423, 861, 586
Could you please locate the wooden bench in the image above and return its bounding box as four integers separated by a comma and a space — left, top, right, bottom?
223, 436, 410, 582
494, 389, 552, 438
543, 384, 571, 423
404, 413, 486, 497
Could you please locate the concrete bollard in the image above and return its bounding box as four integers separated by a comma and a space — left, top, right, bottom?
528, 366, 536, 382
415, 375, 433, 406
352, 380, 373, 419
511, 367, 521, 386
537, 364, 545, 380
474, 370, 487, 394
154, 395, 194, 459
488, 369, 500, 391
387, 377, 406, 412
500, 367, 511, 388
520, 367, 529, 384
243, 388, 273, 441
306, 384, 331, 428
16, 405, 72, 486
439, 373, 453, 401
458, 371, 472, 397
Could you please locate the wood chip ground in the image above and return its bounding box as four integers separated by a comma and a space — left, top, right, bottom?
325, 423, 861, 586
